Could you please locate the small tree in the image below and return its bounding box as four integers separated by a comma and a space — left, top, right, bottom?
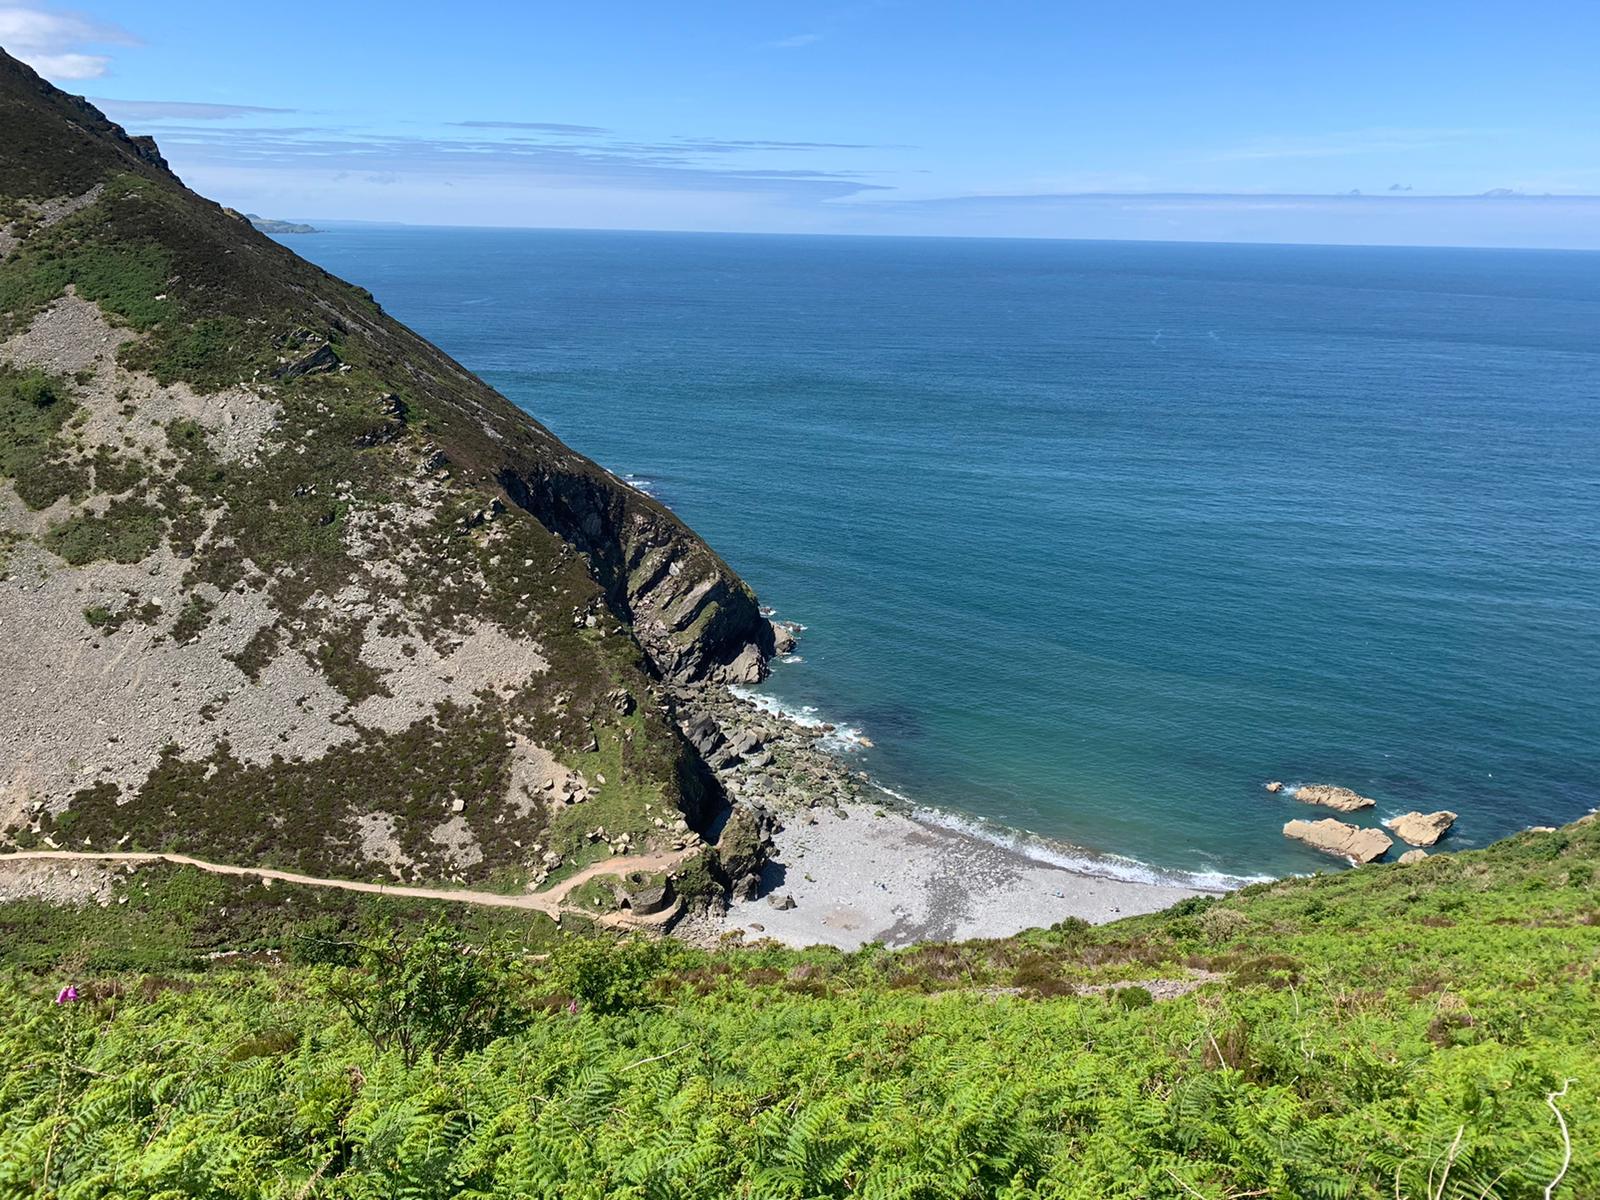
314, 923, 524, 1065
547, 935, 666, 1014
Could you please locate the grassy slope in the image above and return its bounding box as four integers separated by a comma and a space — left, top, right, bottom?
0, 819, 1595, 1197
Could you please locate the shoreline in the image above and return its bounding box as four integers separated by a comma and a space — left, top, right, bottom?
719, 800, 1208, 950
673, 668, 1224, 950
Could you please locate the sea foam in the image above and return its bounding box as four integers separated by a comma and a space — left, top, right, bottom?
901, 800, 1274, 893
728, 685, 869, 754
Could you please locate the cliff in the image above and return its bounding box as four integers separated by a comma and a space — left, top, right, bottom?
0, 49, 776, 888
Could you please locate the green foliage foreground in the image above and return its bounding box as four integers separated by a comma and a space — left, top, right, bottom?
1, 821, 1596, 1198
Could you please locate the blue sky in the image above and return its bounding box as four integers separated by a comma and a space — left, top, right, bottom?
5, 1, 1599, 246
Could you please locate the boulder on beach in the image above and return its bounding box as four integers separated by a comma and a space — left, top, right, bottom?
1264, 781, 1285, 794
1294, 784, 1377, 813
1384, 810, 1457, 847
1398, 849, 1429, 864
1283, 818, 1393, 864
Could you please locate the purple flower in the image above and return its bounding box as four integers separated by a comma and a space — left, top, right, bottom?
566, 999, 579, 1016
55, 986, 79, 1005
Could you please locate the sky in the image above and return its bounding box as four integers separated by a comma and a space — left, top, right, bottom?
4, 1, 1600, 247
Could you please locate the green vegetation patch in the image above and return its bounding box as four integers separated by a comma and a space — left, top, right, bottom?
0, 365, 88, 509
0, 818, 1596, 1198
42, 496, 163, 564
0, 863, 559, 973
0, 199, 174, 338
81, 592, 161, 634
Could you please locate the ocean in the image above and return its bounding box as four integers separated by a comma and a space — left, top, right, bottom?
290, 226, 1600, 886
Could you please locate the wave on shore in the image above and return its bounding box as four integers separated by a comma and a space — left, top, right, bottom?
900, 800, 1274, 894
728, 685, 870, 754
731, 675, 1269, 894
621, 472, 658, 497
741, 620, 1272, 895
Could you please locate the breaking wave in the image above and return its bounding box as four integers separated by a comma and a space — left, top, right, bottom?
727, 686, 870, 754
902, 802, 1274, 893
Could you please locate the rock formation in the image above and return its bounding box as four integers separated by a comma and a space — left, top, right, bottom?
1283, 818, 1392, 864
1384, 811, 1457, 847
1293, 785, 1377, 813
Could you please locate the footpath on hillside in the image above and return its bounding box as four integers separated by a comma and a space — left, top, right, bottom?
0, 847, 694, 929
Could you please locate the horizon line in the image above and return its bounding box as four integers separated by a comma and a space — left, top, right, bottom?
263, 215, 1600, 256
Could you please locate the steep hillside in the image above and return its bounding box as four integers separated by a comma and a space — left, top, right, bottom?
0, 50, 778, 892
0, 817, 1594, 1196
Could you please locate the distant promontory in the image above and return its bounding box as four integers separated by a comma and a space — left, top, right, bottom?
245, 212, 318, 234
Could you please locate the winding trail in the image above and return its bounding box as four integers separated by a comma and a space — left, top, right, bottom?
0, 847, 696, 926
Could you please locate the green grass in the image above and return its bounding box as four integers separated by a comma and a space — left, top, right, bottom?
567, 875, 623, 914
0, 862, 560, 973
0, 820, 1595, 1197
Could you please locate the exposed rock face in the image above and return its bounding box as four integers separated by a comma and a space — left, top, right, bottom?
1294, 785, 1377, 813
1264, 781, 1284, 794
711, 803, 779, 902
272, 339, 340, 380
1397, 849, 1429, 864
0, 50, 773, 891
1384, 811, 1457, 847
683, 715, 724, 760
621, 873, 673, 915
1283, 818, 1393, 864
494, 466, 773, 684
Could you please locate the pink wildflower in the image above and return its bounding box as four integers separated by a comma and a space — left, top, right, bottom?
55, 985, 78, 1004
567, 999, 579, 1015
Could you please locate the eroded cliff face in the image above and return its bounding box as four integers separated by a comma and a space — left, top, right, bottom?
0, 50, 773, 888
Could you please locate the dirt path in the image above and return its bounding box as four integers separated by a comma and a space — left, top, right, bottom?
0, 847, 696, 925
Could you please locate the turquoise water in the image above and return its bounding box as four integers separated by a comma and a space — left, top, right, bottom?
293, 228, 1600, 884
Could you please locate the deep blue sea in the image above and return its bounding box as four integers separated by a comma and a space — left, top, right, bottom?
292, 227, 1600, 885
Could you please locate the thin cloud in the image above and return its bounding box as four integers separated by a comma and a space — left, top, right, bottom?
0, 4, 137, 80
92, 97, 296, 120
766, 32, 823, 49
150, 124, 888, 200
677, 137, 886, 152
451, 120, 611, 135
